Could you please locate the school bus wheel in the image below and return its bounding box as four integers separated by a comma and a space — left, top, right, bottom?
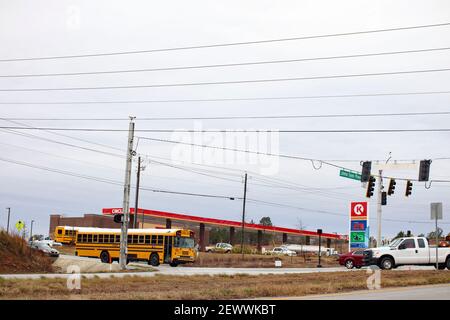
149, 253, 160, 266
100, 251, 110, 263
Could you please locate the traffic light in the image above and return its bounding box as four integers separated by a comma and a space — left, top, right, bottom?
113, 214, 123, 223
405, 180, 413, 197
361, 161, 372, 182
381, 191, 387, 205
388, 179, 396, 196
418, 160, 431, 181
366, 176, 376, 198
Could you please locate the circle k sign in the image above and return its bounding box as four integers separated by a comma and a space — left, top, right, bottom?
351, 202, 368, 219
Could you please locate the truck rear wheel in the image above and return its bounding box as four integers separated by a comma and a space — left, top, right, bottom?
446, 257, 450, 270
380, 257, 394, 270
436, 264, 446, 270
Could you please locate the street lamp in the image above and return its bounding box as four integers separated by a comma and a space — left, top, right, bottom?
6, 207, 10, 234
30, 220, 35, 242
317, 229, 323, 268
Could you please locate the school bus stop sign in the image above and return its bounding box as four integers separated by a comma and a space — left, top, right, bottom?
15, 220, 25, 232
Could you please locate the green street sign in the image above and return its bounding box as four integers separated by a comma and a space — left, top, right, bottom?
340, 169, 361, 181
350, 231, 366, 243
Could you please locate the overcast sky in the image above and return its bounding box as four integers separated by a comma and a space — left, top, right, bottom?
0, 0, 449, 239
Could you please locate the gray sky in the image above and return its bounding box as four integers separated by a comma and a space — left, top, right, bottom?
0, 0, 449, 239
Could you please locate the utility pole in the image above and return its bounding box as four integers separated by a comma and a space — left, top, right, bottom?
133, 156, 141, 229
376, 169, 383, 247
241, 173, 248, 258
119, 117, 135, 270
6, 207, 10, 234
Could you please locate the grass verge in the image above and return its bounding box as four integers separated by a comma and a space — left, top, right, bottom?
0, 231, 54, 274
189, 252, 338, 268
0, 270, 448, 299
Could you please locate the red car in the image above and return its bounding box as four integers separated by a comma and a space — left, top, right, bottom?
338, 250, 365, 269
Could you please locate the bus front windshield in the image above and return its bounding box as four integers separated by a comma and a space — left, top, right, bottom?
174, 236, 195, 248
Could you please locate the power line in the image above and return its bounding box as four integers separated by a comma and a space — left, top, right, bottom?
0, 156, 237, 200
2, 68, 450, 91
5, 110, 450, 121
0, 118, 124, 153
0, 128, 124, 158
1, 155, 448, 224
1, 90, 449, 105
2, 46, 450, 78
1, 22, 449, 62
4, 126, 450, 133
138, 136, 450, 183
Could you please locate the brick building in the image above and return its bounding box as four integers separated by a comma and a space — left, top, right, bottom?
48, 213, 209, 245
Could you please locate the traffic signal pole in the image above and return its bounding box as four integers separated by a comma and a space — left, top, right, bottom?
376, 169, 383, 247
119, 117, 135, 270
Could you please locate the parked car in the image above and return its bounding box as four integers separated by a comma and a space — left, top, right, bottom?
40, 239, 63, 247
31, 242, 60, 257
338, 250, 365, 269
205, 243, 233, 253
269, 247, 297, 257
364, 237, 450, 270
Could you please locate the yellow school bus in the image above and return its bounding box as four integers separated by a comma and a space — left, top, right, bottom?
54, 226, 84, 244
75, 228, 196, 267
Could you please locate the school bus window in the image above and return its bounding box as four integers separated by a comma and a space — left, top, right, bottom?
99, 234, 103, 243
115, 235, 120, 243
57, 229, 62, 235
87, 234, 92, 242
145, 235, 150, 244
139, 235, 144, 244
77, 234, 81, 242
127, 235, 132, 243
83, 234, 88, 242
157, 236, 163, 245
93, 235, 98, 242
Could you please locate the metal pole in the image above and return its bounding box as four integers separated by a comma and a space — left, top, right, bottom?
376, 169, 383, 247
6, 207, 10, 234
30, 220, 34, 257
436, 215, 439, 270
133, 156, 141, 229
119, 118, 135, 270
241, 173, 248, 258
317, 234, 322, 267
30, 220, 34, 242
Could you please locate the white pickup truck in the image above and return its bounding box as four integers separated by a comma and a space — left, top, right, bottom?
363, 237, 450, 270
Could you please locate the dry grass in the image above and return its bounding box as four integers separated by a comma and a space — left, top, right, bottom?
56, 245, 76, 256
0, 270, 448, 300
189, 252, 338, 268
0, 231, 54, 274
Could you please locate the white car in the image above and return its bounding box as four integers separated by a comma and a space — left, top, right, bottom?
269, 247, 297, 257
31, 242, 60, 257
364, 237, 450, 270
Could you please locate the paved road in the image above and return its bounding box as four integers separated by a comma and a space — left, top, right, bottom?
285, 284, 450, 300
0, 254, 437, 280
